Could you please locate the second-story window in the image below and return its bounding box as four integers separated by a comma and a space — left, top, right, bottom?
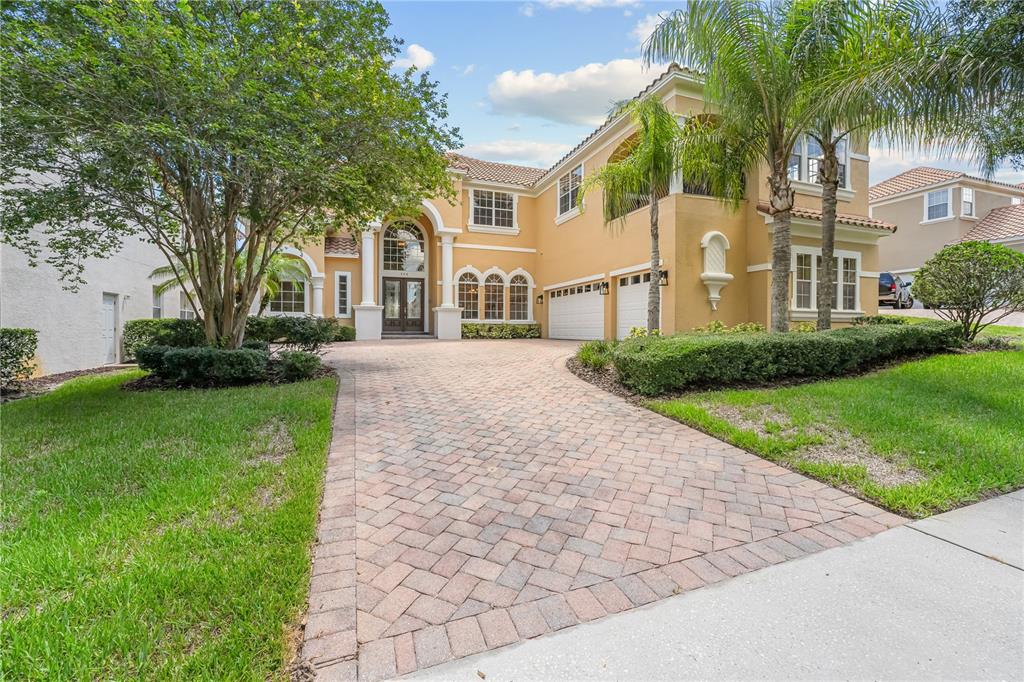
558, 164, 583, 216
792, 135, 848, 188
925, 189, 951, 221
472, 190, 515, 229
962, 187, 975, 216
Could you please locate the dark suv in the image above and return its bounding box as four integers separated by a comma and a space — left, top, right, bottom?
878, 272, 913, 309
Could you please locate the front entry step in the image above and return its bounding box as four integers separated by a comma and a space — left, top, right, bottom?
381, 333, 435, 340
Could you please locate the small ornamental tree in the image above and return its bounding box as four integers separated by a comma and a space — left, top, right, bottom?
913, 241, 1024, 341
1, 0, 458, 348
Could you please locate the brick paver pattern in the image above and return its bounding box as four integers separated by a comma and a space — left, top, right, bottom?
302, 339, 903, 681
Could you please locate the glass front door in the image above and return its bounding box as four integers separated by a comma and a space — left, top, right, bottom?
382, 277, 425, 333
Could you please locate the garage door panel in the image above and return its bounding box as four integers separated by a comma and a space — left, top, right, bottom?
549, 284, 604, 340
616, 272, 659, 340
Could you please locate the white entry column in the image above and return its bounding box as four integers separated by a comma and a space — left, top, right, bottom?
433, 231, 463, 340
353, 224, 383, 340
311, 275, 325, 317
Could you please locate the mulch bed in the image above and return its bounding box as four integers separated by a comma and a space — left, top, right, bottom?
1, 365, 134, 403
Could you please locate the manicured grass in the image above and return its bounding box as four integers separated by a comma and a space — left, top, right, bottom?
883, 314, 1024, 339
650, 351, 1024, 518
1, 371, 337, 679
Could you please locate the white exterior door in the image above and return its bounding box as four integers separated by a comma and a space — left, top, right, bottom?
102, 293, 118, 364
616, 272, 657, 339
548, 282, 604, 340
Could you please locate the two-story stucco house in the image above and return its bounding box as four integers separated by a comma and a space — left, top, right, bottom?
271, 65, 894, 341
869, 167, 1024, 281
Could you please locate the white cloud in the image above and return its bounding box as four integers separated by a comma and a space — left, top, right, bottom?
394, 44, 435, 70
519, 4, 536, 18
488, 58, 663, 126
630, 13, 663, 50
460, 139, 572, 167
462, 64, 476, 76
538, 0, 640, 11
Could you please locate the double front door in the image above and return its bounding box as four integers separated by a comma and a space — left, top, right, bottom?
383, 277, 424, 333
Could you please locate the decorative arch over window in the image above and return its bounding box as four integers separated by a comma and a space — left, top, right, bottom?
484, 274, 506, 320
509, 275, 531, 321
383, 222, 425, 273
458, 271, 480, 320
699, 231, 733, 310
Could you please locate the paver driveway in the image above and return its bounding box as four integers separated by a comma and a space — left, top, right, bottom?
301, 339, 903, 681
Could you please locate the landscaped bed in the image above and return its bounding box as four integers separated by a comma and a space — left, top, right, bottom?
1, 370, 337, 678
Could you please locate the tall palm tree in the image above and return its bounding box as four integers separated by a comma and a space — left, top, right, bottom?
577, 96, 681, 331
646, 0, 820, 332
151, 252, 309, 318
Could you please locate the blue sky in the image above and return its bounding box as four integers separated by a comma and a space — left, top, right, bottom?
383, 0, 1024, 186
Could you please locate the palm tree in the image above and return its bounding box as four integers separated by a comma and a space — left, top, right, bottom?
151, 252, 309, 318
577, 96, 681, 331
646, 0, 820, 332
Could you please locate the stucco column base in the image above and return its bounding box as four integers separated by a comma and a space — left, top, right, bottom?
434, 307, 463, 340
354, 305, 384, 341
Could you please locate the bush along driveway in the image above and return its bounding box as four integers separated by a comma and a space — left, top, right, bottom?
0, 371, 337, 679
650, 351, 1024, 518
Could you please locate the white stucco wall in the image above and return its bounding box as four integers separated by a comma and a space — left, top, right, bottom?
0, 228, 180, 375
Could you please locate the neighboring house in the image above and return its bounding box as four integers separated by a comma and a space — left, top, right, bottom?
271, 65, 892, 340
956, 203, 1024, 252
869, 167, 1024, 280
0, 228, 182, 374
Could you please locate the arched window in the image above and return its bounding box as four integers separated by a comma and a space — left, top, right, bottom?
383, 222, 425, 273
458, 272, 479, 320
509, 275, 530, 321
484, 274, 505, 320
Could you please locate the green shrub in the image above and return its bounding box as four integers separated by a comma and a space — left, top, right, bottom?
244, 315, 344, 352
628, 327, 661, 338
123, 318, 205, 359
139, 346, 269, 387
1, 328, 38, 389
271, 351, 322, 382
577, 340, 617, 370
791, 322, 817, 333
612, 321, 962, 395
135, 345, 175, 375
461, 323, 541, 339
241, 338, 271, 352
852, 315, 907, 326
692, 321, 766, 334
332, 324, 356, 342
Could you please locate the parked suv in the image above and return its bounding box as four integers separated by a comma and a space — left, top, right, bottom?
878, 272, 913, 309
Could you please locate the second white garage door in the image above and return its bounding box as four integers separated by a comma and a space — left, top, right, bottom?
616, 272, 657, 339
549, 282, 604, 340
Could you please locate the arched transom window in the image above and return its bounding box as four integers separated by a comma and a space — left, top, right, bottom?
459, 272, 479, 320
509, 275, 529, 321
484, 274, 505, 320
383, 222, 425, 273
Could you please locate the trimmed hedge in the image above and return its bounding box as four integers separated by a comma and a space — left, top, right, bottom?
612, 320, 961, 395
461, 323, 541, 339
1, 328, 38, 389
245, 315, 353, 350
123, 319, 205, 359
137, 345, 268, 386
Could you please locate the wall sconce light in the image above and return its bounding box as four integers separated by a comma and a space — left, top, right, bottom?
536, 294, 544, 305
658, 270, 669, 286
598, 281, 610, 295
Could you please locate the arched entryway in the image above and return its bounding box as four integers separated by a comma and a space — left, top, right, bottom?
380, 221, 428, 333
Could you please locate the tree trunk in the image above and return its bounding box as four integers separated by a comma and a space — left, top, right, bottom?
768, 167, 795, 333
648, 189, 661, 332
817, 144, 840, 331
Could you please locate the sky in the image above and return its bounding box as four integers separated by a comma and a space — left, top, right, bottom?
382, 0, 1024, 186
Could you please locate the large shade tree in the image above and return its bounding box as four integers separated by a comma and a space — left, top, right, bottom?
1, 0, 458, 347
646, 0, 820, 332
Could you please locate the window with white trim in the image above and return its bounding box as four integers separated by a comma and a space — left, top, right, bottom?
1012, 197, 1023, 205
472, 190, 515, 229
558, 164, 583, 216
179, 291, 196, 320
269, 280, 305, 313
791, 135, 848, 188
152, 286, 163, 319
484, 274, 505, 320
335, 272, 351, 318
509, 275, 529, 321
925, 189, 951, 221
961, 187, 975, 216
383, 222, 425, 273
792, 248, 860, 312
458, 272, 479, 320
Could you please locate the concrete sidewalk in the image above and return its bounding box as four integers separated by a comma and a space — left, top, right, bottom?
406, 491, 1023, 681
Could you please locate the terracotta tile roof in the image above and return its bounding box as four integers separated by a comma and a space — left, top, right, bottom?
324, 234, 359, 257
446, 153, 546, 187
957, 204, 1024, 243
756, 202, 896, 232
869, 166, 1024, 202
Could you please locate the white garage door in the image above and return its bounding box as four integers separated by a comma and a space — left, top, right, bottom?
549, 282, 604, 340
616, 272, 657, 339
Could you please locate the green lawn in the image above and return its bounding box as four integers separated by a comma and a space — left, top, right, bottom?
1, 371, 337, 679
650, 351, 1024, 518
883, 314, 1024, 339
